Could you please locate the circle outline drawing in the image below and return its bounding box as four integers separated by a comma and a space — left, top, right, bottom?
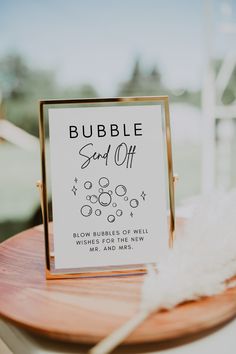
107, 215, 115, 223
116, 209, 123, 217
115, 185, 127, 197
80, 205, 92, 217
98, 192, 112, 207
95, 209, 102, 216
90, 195, 98, 204
84, 181, 92, 190
130, 199, 139, 208
99, 177, 109, 188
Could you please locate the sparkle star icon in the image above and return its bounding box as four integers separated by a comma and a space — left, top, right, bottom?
141, 191, 146, 201
74, 177, 78, 183
71, 186, 77, 196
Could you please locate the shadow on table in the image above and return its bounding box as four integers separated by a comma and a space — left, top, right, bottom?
23, 317, 235, 354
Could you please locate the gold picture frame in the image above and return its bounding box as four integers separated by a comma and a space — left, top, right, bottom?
38, 96, 175, 279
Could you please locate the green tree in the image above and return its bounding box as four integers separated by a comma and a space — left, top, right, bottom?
0, 54, 99, 137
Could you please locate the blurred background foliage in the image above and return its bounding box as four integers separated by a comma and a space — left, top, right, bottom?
0, 53, 202, 138
0, 54, 98, 137
0, 51, 236, 242
0, 0, 236, 242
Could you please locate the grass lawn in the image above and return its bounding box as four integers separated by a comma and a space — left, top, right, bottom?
0, 142, 41, 240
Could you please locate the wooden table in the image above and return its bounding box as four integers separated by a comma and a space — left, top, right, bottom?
1, 222, 236, 353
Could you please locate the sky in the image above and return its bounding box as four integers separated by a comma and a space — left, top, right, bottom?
0, 0, 235, 95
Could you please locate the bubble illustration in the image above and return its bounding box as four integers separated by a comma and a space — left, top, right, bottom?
99, 177, 109, 188
90, 195, 98, 204
116, 209, 123, 217
95, 209, 101, 216
78, 177, 144, 223
81, 205, 92, 217
115, 185, 127, 197
84, 181, 92, 190
107, 215, 115, 223
98, 192, 112, 207
130, 199, 139, 208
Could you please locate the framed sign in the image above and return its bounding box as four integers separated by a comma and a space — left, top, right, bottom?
38, 96, 175, 279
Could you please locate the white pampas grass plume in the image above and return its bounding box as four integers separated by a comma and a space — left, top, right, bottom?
89, 190, 236, 354
142, 191, 236, 312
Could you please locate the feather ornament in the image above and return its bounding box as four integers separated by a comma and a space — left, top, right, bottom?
89, 190, 236, 354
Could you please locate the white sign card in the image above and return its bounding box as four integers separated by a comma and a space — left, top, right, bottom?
40, 98, 174, 277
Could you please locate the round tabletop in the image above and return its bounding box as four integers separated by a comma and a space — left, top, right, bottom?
0, 223, 236, 345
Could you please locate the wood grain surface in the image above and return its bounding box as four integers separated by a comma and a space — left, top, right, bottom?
0, 222, 236, 344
